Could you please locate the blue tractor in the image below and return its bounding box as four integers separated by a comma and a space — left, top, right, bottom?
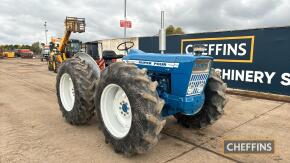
56, 41, 227, 155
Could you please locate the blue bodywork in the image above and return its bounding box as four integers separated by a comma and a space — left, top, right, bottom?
123, 49, 213, 117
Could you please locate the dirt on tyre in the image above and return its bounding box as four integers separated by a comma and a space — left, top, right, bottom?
174, 68, 228, 128
95, 62, 166, 155
56, 56, 99, 125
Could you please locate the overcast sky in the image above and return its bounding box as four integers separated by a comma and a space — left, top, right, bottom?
0, 0, 289, 45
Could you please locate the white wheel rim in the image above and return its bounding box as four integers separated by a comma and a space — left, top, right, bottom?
59, 73, 75, 112
100, 84, 132, 139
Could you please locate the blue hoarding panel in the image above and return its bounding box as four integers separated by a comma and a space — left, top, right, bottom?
139, 27, 290, 96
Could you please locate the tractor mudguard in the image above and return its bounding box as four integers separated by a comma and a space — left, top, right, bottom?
74, 52, 101, 78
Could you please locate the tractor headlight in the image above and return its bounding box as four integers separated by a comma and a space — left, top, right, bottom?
186, 77, 208, 96
197, 83, 205, 93
187, 84, 195, 95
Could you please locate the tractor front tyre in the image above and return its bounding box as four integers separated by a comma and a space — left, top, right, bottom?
56, 56, 99, 125
95, 62, 166, 155
174, 69, 228, 128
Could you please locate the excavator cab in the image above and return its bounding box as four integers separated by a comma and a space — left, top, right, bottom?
65, 39, 82, 58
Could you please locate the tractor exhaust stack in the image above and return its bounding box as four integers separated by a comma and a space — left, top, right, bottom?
159, 11, 166, 54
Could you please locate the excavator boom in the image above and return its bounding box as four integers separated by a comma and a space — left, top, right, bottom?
58, 17, 85, 53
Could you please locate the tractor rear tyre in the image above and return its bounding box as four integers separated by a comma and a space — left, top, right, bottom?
174, 69, 228, 128
56, 56, 98, 125
95, 62, 166, 155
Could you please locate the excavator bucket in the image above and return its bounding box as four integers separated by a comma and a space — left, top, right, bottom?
65, 17, 85, 33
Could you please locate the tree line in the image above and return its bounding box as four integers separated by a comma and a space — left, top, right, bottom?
0, 42, 42, 55
166, 25, 185, 35
0, 44, 31, 50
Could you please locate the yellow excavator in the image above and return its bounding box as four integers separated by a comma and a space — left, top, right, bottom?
48, 17, 85, 73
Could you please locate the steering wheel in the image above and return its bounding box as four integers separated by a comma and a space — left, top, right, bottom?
117, 41, 134, 51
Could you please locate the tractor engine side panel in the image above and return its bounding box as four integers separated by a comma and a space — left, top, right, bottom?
123, 50, 212, 116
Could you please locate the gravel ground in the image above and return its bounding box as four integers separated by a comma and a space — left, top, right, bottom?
0, 58, 289, 163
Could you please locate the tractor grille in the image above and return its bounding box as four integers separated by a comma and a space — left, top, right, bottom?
186, 73, 209, 96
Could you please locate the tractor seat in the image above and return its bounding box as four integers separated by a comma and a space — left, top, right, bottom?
102, 50, 124, 60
